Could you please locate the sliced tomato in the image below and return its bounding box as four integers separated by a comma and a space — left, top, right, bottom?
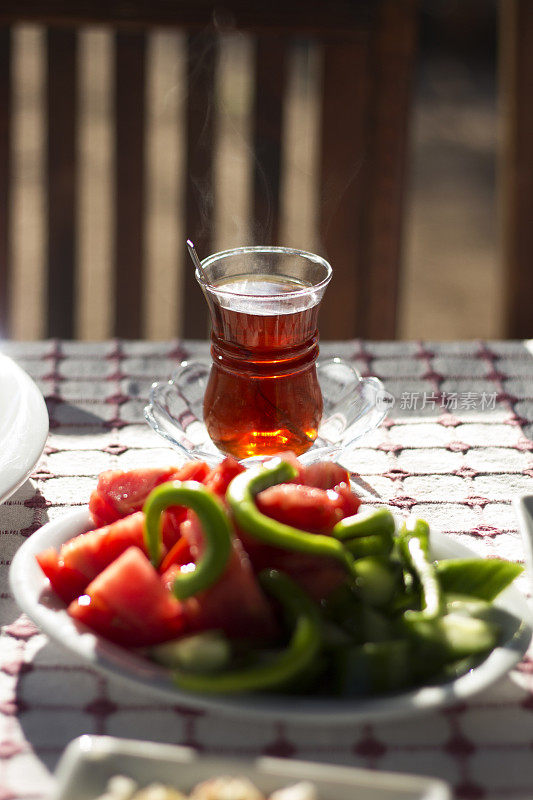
204, 457, 245, 499
299, 461, 351, 490
68, 547, 185, 647
262, 549, 347, 603
163, 515, 278, 641
89, 466, 180, 526
37, 548, 89, 604
159, 536, 193, 573
273, 451, 306, 483
88, 491, 120, 530
256, 483, 345, 533
89, 461, 213, 550
60, 511, 147, 574
333, 481, 362, 517
37, 512, 155, 604
237, 530, 347, 603
256, 481, 361, 533
173, 461, 212, 484
89, 462, 212, 526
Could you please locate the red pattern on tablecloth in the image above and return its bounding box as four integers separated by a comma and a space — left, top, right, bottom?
0, 340, 532, 800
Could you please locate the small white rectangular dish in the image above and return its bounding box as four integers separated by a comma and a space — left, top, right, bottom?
52, 736, 451, 800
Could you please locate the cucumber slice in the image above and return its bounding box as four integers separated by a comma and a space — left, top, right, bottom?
150, 631, 232, 673
436, 558, 523, 601
405, 612, 499, 664
444, 593, 493, 618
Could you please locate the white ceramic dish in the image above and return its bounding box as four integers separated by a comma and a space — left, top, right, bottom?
53, 735, 451, 800
10, 508, 533, 723
144, 357, 393, 466
514, 495, 533, 587
0, 353, 49, 504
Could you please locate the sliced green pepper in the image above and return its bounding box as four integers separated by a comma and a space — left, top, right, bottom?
172, 569, 323, 693
343, 533, 393, 560
226, 458, 355, 575
143, 480, 232, 601
333, 508, 395, 542
403, 612, 499, 679
436, 558, 524, 601
352, 556, 399, 608
397, 517, 443, 621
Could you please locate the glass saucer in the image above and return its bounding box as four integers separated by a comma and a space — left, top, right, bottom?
144, 357, 392, 466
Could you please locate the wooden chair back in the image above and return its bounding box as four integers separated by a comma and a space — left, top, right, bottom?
0, 1, 417, 340
500, 0, 533, 339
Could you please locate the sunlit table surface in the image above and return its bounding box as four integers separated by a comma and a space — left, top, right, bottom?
0, 339, 532, 800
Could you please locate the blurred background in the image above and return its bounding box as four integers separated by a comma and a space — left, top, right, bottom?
4, 0, 505, 340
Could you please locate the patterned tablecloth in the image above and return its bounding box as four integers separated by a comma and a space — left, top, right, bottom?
0, 340, 532, 800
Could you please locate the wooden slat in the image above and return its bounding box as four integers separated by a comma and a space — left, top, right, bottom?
46, 27, 77, 338
252, 34, 287, 245
363, 0, 416, 339
500, 0, 533, 338
183, 31, 216, 338
114, 31, 146, 338
0, 1, 375, 35
319, 0, 416, 340
318, 34, 371, 340
0, 27, 10, 338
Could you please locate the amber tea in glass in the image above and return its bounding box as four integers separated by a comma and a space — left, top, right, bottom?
197, 247, 332, 459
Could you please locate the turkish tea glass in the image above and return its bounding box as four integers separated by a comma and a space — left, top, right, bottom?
196, 246, 332, 459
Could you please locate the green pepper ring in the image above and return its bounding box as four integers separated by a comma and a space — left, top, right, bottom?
398, 518, 444, 621
226, 458, 356, 576
143, 480, 233, 601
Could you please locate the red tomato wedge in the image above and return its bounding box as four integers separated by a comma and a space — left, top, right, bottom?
261, 453, 351, 492
238, 530, 347, 603
204, 457, 245, 499
37, 548, 89, 605
89, 462, 212, 549
162, 515, 278, 640
68, 547, 185, 647
159, 536, 193, 573
299, 461, 351, 490
256, 483, 346, 533
328, 482, 361, 518
173, 461, 212, 483
89, 466, 179, 526
271, 451, 306, 483
37, 512, 151, 603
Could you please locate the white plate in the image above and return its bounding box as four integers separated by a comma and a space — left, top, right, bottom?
52, 735, 451, 800
0, 353, 49, 504
10, 508, 533, 723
